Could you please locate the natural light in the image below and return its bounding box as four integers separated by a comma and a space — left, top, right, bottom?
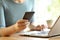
33, 0, 60, 27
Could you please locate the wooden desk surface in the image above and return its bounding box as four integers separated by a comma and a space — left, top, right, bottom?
0, 36, 48, 40
0, 36, 60, 40
0, 33, 60, 40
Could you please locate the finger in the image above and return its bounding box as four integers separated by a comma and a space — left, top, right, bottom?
41, 25, 45, 29
18, 21, 30, 25
17, 22, 27, 25
17, 19, 28, 23
17, 22, 30, 27
18, 19, 28, 22
18, 24, 26, 27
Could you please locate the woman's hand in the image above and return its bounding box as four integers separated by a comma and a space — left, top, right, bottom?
15, 19, 29, 32
30, 25, 45, 31
0, 19, 29, 36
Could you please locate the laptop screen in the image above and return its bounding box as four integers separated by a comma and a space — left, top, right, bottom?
49, 16, 60, 36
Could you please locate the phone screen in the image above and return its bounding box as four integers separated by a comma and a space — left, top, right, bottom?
23, 12, 35, 22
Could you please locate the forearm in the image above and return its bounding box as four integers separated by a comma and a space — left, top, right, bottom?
0, 24, 19, 36
0, 19, 28, 36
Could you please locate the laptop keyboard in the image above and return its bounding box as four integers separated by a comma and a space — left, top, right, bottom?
20, 29, 50, 36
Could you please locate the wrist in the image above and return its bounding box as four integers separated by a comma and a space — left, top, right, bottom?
13, 24, 19, 32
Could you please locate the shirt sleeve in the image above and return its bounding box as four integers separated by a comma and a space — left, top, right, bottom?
0, 3, 6, 28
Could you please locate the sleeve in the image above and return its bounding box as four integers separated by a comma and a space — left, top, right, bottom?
0, 3, 6, 28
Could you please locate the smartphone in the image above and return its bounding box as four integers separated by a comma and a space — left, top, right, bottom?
23, 12, 35, 22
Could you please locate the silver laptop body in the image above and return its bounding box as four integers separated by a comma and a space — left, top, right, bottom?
20, 16, 60, 38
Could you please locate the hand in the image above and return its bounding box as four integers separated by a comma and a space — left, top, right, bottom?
15, 19, 29, 31
30, 25, 45, 31
36, 25, 45, 31
0, 19, 29, 36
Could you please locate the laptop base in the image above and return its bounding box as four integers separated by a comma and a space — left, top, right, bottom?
20, 34, 60, 38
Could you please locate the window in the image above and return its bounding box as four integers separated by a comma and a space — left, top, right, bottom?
33, 0, 60, 26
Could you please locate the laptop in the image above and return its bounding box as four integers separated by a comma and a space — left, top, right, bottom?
20, 16, 60, 38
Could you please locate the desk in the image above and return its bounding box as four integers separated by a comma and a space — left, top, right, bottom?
0, 36, 48, 40
0, 33, 60, 40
